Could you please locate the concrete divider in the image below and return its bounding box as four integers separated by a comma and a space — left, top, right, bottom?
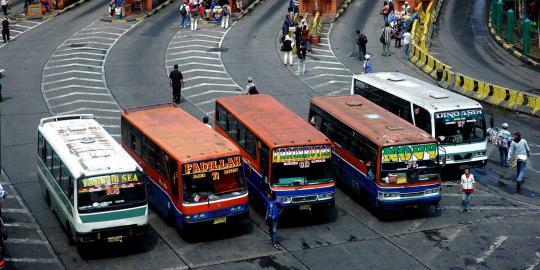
407, 0, 539, 118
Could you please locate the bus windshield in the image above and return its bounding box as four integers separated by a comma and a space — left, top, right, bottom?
77, 172, 147, 213
271, 145, 333, 186
380, 143, 440, 184
434, 109, 486, 145
182, 156, 246, 204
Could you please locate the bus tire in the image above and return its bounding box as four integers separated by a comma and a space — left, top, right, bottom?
44, 190, 51, 207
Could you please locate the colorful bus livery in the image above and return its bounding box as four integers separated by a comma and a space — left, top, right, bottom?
309, 96, 442, 213
37, 115, 148, 248
215, 94, 335, 212
121, 103, 249, 229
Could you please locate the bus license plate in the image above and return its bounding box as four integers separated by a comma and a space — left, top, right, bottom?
106, 236, 123, 243
213, 217, 227, 224
299, 204, 311, 211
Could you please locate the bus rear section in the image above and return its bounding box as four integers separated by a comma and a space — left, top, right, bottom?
215, 94, 335, 213
37, 115, 148, 247
309, 95, 441, 213
121, 103, 248, 230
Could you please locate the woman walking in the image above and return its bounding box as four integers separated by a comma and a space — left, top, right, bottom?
460, 168, 475, 213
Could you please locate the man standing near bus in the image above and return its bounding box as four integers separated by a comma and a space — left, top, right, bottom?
507, 132, 530, 193
497, 123, 511, 167
266, 193, 281, 250
169, 64, 184, 104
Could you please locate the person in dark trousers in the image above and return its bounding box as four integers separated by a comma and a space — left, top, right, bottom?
265, 193, 282, 250
296, 41, 306, 75
356, 30, 367, 61
507, 132, 530, 193
169, 64, 184, 104
202, 116, 211, 129
0, 69, 4, 102
1, 0, 8, 16
1, 17, 9, 43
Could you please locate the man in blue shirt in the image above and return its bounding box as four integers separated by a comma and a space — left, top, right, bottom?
266, 193, 282, 250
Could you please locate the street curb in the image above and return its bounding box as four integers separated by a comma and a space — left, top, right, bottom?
235, 0, 264, 20
99, 0, 177, 23
331, 0, 353, 23
11, 0, 90, 21
487, 21, 540, 69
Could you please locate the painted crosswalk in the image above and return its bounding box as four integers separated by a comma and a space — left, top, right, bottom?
0, 19, 50, 49
0, 173, 64, 269
290, 24, 354, 96
164, 24, 242, 117
41, 20, 140, 137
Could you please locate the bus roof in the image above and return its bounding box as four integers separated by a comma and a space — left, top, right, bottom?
38, 115, 139, 179
353, 72, 483, 113
122, 105, 239, 163
311, 95, 436, 147
216, 94, 330, 148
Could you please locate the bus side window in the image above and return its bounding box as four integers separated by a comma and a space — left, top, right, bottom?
259, 143, 269, 177
38, 133, 44, 160
321, 121, 334, 140
169, 160, 179, 200
130, 128, 142, 156
142, 137, 157, 171
237, 122, 247, 148
227, 113, 238, 140
46, 142, 53, 169
413, 105, 432, 134
69, 175, 74, 205
309, 111, 322, 129
216, 104, 227, 129
60, 165, 70, 200
245, 130, 257, 158
52, 151, 62, 182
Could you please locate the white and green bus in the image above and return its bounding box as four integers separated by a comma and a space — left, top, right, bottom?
37, 114, 148, 247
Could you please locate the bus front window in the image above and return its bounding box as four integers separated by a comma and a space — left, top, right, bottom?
77, 172, 147, 213
434, 109, 486, 145
380, 143, 440, 184
182, 156, 246, 203
271, 159, 332, 186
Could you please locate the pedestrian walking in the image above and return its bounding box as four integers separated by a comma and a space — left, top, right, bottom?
381, 1, 389, 25
1, 0, 7, 16
497, 123, 512, 167
169, 64, 184, 103
460, 168, 475, 213
189, 2, 202, 31
179, 1, 190, 28
0, 69, 4, 102
265, 193, 282, 250
282, 15, 293, 37
402, 1, 410, 16
363, 54, 372, 73
356, 30, 367, 61
301, 25, 311, 51
203, 116, 212, 129
381, 23, 393, 56
388, 0, 394, 13
507, 132, 530, 193
221, 3, 230, 28
1, 17, 9, 43
238, 77, 259, 95
402, 29, 411, 60
281, 33, 294, 66
393, 20, 402, 47
296, 41, 306, 75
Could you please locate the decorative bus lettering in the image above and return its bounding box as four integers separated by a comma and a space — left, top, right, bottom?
272, 145, 331, 163
82, 173, 140, 188
382, 143, 438, 163
434, 109, 483, 120
183, 156, 241, 175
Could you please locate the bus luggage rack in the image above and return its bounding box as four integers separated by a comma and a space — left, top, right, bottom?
291, 195, 318, 203
39, 114, 94, 126
123, 102, 177, 114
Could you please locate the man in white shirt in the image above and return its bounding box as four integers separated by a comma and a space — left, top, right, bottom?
1, 0, 8, 16
402, 29, 411, 60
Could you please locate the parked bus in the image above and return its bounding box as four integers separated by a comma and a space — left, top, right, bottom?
351, 72, 487, 168
215, 94, 335, 212
121, 103, 248, 229
37, 115, 148, 247
309, 95, 442, 211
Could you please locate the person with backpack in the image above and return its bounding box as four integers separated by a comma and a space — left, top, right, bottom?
189, 2, 203, 31
301, 25, 310, 51
221, 2, 230, 28
179, 1, 190, 28
245, 77, 258, 94
356, 30, 367, 61
265, 193, 282, 250
497, 123, 512, 167
281, 33, 294, 67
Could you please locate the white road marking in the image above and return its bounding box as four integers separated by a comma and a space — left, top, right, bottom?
187, 90, 241, 98
64, 41, 114, 46
304, 60, 343, 65
43, 85, 107, 93
47, 92, 110, 100
49, 57, 103, 63
57, 108, 121, 115
12, 24, 32, 29
44, 63, 102, 69
4, 238, 48, 244
52, 51, 105, 57
50, 99, 118, 109
312, 80, 350, 89
312, 66, 350, 71
42, 77, 103, 85
311, 48, 332, 52
44, 70, 102, 77
5, 258, 59, 264
177, 62, 223, 68
476, 236, 509, 264
182, 83, 237, 91
66, 36, 117, 41
327, 88, 351, 96
59, 46, 108, 52
303, 73, 352, 80
526, 252, 540, 270
179, 34, 221, 39
4, 222, 37, 229
440, 206, 533, 210
2, 208, 29, 214
73, 31, 122, 36
184, 76, 231, 82
167, 50, 219, 55
166, 56, 221, 62
169, 39, 220, 44
183, 69, 226, 74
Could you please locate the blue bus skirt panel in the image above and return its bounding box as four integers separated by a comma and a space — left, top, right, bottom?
333, 153, 441, 210
146, 177, 249, 229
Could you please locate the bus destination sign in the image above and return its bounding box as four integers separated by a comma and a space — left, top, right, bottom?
273, 145, 331, 163
82, 173, 140, 188
382, 143, 437, 163
183, 156, 241, 175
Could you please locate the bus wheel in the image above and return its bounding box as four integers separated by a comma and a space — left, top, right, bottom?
375, 205, 387, 221
44, 191, 51, 207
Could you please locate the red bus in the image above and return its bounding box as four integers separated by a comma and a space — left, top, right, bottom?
215, 94, 335, 212
121, 103, 248, 228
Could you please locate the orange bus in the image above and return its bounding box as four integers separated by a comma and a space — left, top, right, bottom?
309, 96, 441, 212
121, 103, 248, 229
215, 95, 335, 212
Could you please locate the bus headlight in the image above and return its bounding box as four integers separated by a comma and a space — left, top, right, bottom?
425, 188, 440, 195
231, 205, 244, 212
473, 151, 486, 157
278, 197, 291, 204
317, 193, 334, 200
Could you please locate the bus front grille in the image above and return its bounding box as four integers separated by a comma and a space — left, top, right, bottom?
291, 195, 318, 203
400, 191, 425, 198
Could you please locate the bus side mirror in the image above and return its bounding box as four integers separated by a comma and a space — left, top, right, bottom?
264, 176, 268, 184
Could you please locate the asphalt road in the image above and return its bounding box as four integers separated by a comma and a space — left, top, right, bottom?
1, 0, 540, 269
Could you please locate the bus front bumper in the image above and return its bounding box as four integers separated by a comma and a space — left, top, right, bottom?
377, 193, 441, 210
77, 224, 148, 244
183, 204, 249, 225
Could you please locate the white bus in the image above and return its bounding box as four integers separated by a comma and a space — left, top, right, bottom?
351, 72, 487, 167
37, 115, 148, 248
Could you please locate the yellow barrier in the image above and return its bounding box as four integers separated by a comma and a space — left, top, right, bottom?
409, 44, 421, 63
422, 52, 436, 75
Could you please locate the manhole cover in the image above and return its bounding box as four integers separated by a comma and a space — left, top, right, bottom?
207, 47, 229, 52
69, 43, 86, 47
